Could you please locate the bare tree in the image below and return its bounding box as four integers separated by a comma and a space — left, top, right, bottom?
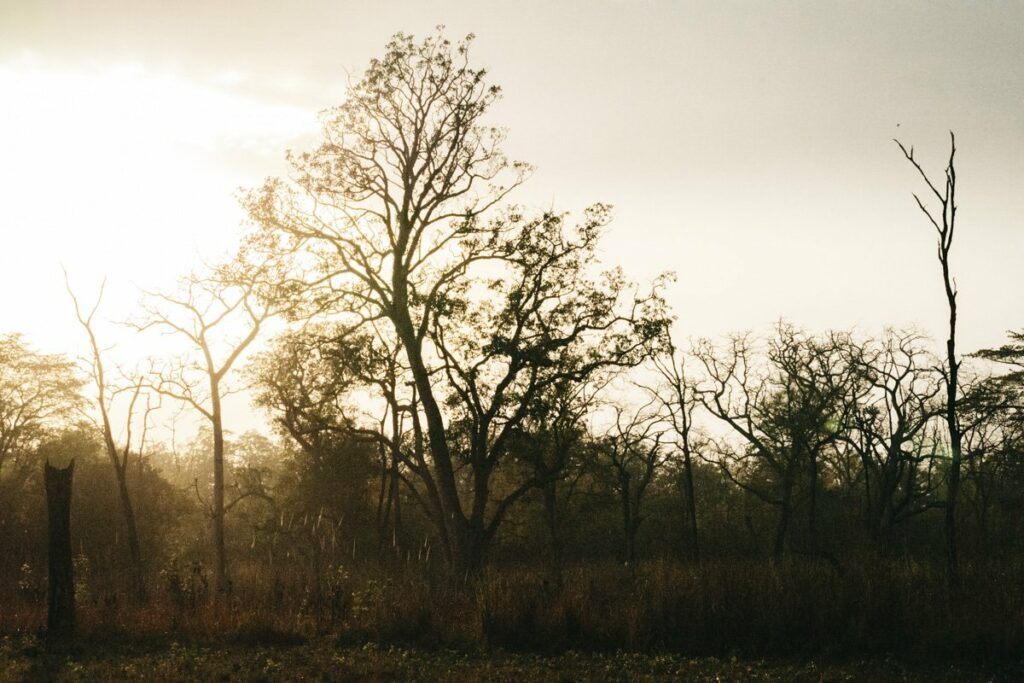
696, 324, 856, 559
649, 330, 702, 561
65, 274, 159, 603
596, 401, 667, 565
134, 261, 288, 595
895, 133, 963, 580
840, 330, 944, 553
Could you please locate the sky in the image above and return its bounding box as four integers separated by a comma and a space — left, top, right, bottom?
1, 1, 1022, 439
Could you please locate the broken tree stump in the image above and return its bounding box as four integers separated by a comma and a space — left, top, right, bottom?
45, 459, 76, 640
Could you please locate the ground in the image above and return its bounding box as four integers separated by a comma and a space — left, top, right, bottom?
1, 637, 1021, 682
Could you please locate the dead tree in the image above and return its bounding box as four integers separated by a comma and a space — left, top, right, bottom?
896, 133, 963, 581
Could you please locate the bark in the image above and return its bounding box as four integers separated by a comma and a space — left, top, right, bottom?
45, 460, 75, 640
772, 472, 795, 560
680, 440, 700, 562
115, 469, 146, 602
542, 478, 564, 582
210, 382, 228, 595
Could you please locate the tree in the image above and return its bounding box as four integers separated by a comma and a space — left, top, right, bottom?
696, 324, 856, 558
65, 275, 158, 603
649, 330, 702, 561
245, 30, 668, 574
0, 334, 83, 490
508, 376, 600, 580
44, 458, 76, 640
965, 331, 1024, 553
896, 133, 964, 580
596, 402, 667, 564
249, 326, 407, 558
134, 260, 289, 595
840, 330, 944, 553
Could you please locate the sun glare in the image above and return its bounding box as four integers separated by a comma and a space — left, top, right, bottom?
0, 57, 314, 346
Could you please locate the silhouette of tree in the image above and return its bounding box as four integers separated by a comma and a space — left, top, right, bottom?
244, 30, 668, 573
65, 274, 159, 603
896, 133, 964, 581
0, 334, 83, 489
133, 257, 291, 595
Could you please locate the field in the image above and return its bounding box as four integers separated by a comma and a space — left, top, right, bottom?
3, 560, 1024, 681
2, 638, 1023, 682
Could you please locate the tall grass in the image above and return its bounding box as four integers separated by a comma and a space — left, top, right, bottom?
2, 558, 1022, 660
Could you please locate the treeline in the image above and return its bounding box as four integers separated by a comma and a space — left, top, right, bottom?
3, 323, 1024, 603
2, 30, 1023, 619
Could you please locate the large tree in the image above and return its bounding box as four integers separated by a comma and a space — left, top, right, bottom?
245, 30, 668, 573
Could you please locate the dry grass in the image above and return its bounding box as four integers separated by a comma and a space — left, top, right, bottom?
2, 559, 1023, 662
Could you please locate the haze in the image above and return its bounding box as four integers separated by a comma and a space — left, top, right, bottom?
2, 0, 1022, 435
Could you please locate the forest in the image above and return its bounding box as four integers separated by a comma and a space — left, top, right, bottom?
3, 28, 1024, 682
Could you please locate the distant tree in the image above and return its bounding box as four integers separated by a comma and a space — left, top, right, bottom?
965, 331, 1024, 552
649, 329, 702, 561
840, 330, 944, 553
972, 331, 1024, 408
244, 30, 668, 573
65, 274, 159, 603
508, 376, 601, 579
0, 334, 83, 490
595, 402, 667, 565
896, 133, 964, 580
249, 327, 405, 558
696, 324, 857, 559
134, 258, 290, 595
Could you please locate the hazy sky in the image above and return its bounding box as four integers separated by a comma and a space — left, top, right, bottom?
2, 1, 1022, 436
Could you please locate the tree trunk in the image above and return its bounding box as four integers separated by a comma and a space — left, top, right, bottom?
773, 474, 795, 560
944, 341, 962, 583
620, 477, 636, 564
392, 463, 404, 554
680, 446, 700, 563
451, 520, 489, 579
211, 388, 228, 596
45, 460, 75, 640
542, 478, 564, 583
807, 451, 819, 546
114, 468, 147, 603
391, 277, 468, 573
99, 414, 147, 603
